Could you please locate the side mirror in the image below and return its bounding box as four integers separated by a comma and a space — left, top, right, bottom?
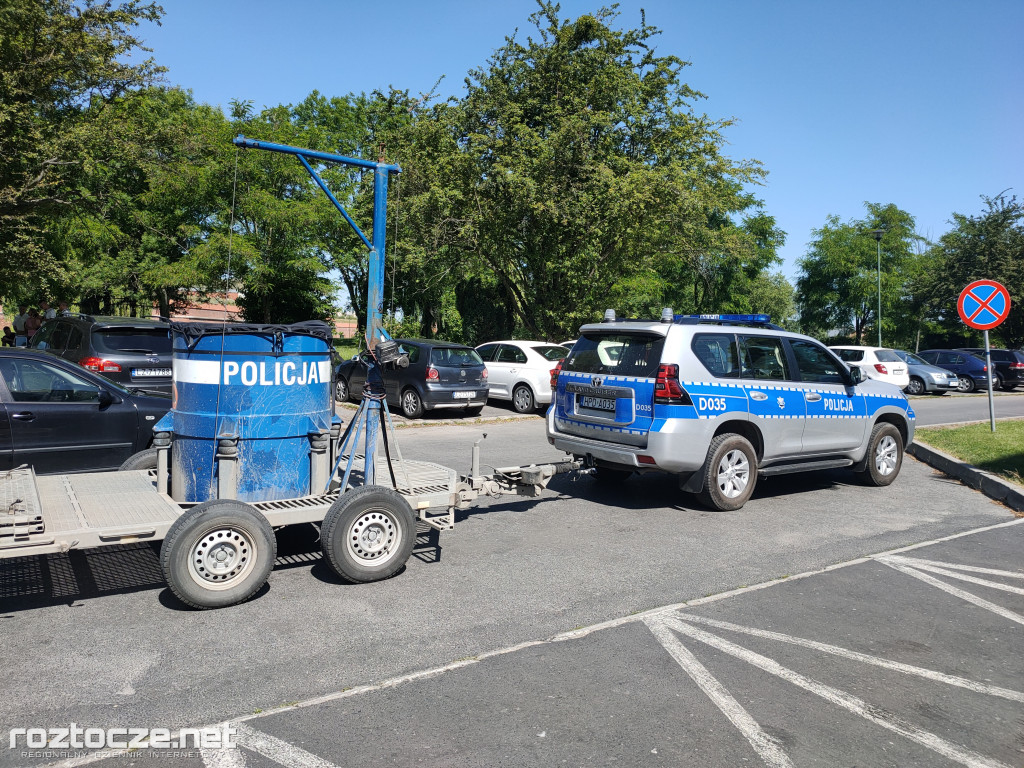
847, 365, 864, 385
98, 388, 116, 406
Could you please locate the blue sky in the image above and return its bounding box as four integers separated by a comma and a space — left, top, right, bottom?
140, 0, 1023, 281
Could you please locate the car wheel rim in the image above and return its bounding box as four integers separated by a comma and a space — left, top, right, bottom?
716, 449, 749, 498
403, 393, 418, 415
907, 380, 922, 395
347, 508, 401, 566
514, 388, 532, 412
875, 435, 899, 476
336, 381, 346, 400
957, 377, 971, 392
188, 526, 257, 590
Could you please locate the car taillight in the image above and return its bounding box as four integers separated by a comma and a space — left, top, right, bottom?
1010, 363, 1024, 371
654, 364, 690, 404
80, 356, 122, 373
550, 360, 563, 388
874, 363, 888, 375
426, 366, 439, 381
481, 367, 488, 379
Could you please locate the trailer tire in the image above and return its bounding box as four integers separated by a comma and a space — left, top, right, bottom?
161, 500, 276, 610
119, 448, 159, 471
321, 485, 416, 583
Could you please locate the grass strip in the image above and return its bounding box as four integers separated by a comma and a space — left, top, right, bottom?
916, 419, 1024, 486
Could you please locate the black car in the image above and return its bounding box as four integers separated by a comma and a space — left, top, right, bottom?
957, 348, 1024, 390
335, 339, 488, 418
29, 314, 173, 394
916, 349, 992, 392
0, 348, 171, 474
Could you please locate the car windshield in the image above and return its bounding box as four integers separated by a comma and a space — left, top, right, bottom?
94, 328, 172, 355
898, 350, 929, 365
429, 347, 483, 367
563, 332, 664, 377
533, 345, 569, 361
833, 349, 864, 362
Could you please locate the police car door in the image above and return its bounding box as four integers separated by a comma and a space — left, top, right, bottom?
786, 339, 866, 452
737, 334, 805, 459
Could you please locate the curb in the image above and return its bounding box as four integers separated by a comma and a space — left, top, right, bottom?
908, 441, 1024, 514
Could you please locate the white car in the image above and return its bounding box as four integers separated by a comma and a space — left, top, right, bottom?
829, 346, 910, 389
476, 340, 570, 413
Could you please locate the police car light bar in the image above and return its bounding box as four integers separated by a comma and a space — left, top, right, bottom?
675, 313, 772, 324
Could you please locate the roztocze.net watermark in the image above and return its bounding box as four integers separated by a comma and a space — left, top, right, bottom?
9, 723, 237, 752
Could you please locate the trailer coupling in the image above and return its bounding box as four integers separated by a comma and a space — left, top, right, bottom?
454, 436, 582, 509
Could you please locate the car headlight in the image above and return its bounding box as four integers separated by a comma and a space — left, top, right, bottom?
930, 372, 945, 381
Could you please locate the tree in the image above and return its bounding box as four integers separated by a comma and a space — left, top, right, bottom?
919, 193, 1024, 348
796, 203, 922, 344
0, 0, 164, 294
439, 2, 781, 340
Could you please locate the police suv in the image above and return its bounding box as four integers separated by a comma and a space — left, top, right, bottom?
547, 311, 915, 511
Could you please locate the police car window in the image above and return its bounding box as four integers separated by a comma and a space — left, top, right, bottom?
562, 333, 663, 378
739, 336, 790, 380
789, 340, 844, 384
691, 334, 740, 379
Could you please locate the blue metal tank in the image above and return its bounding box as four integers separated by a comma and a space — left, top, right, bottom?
156, 321, 334, 503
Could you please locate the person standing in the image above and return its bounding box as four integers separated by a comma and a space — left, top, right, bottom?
24, 309, 42, 338
57, 300, 71, 317
40, 300, 56, 320
12, 305, 28, 334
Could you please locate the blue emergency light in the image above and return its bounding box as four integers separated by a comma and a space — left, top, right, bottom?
674, 313, 772, 324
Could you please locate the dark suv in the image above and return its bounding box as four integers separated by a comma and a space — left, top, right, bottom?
957, 348, 1024, 390
916, 349, 991, 393
29, 315, 173, 394
334, 338, 488, 418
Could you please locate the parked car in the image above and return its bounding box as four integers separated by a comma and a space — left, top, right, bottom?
0, 347, 171, 474
334, 339, 488, 419
29, 315, 173, 394
892, 350, 960, 395
547, 311, 914, 511
916, 349, 992, 393
956, 348, 1024, 390
828, 346, 910, 389
475, 340, 569, 413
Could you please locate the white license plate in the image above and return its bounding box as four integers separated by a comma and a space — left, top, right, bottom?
132, 368, 171, 377
580, 395, 615, 411
453, 391, 476, 400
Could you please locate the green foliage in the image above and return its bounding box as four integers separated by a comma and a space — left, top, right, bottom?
0, 0, 164, 295
796, 203, 922, 345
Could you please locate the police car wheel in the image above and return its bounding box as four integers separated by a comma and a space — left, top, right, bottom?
161, 500, 276, 610
321, 486, 416, 583
697, 434, 757, 511
858, 423, 903, 487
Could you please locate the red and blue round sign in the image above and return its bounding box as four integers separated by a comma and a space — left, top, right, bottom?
958, 280, 1011, 330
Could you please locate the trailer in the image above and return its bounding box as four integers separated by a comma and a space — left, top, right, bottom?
0, 137, 580, 609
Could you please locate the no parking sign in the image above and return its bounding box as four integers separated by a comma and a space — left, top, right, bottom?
957, 280, 1011, 330
957, 279, 1011, 431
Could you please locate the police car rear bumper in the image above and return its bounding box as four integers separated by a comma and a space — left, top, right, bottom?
547, 410, 712, 473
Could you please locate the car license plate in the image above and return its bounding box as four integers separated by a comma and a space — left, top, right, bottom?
453, 391, 476, 400
580, 395, 615, 411
132, 368, 171, 377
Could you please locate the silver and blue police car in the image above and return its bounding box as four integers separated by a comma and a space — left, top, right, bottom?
546, 311, 915, 511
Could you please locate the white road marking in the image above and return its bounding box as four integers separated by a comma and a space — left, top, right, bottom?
200, 745, 247, 768
230, 723, 343, 768
38, 516, 1024, 768
659, 616, 1013, 768
877, 558, 1024, 626
673, 613, 1024, 703
882, 555, 1024, 580
882, 555, 1024, 595
644, 616, 794, 768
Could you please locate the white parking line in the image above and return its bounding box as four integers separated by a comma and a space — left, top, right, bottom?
881, 555, 1024, 580
877, 558, 1024, 625
881, 555, 1024, 595
656, 615, 1013, 768
644, 616, 794, 768
672, 613, 1024, 703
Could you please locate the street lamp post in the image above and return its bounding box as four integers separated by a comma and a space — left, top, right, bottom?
865, 229, 885, 346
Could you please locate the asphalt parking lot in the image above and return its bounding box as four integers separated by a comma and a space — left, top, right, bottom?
2, 400, 1022, 767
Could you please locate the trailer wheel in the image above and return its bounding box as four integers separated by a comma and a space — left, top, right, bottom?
321, 485, 416, 583
161, 500, 276, 609
119, 448, 158, 471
